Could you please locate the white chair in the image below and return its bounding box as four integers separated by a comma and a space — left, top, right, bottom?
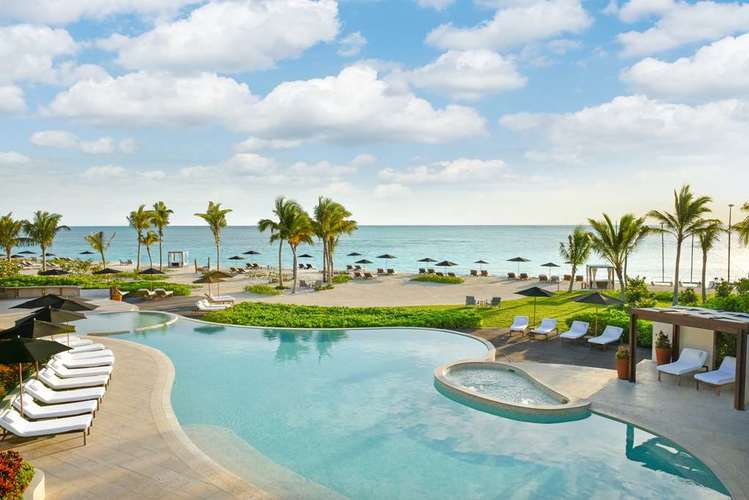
587, 325, 624, 349
560, 321, 589, 341
657, 348, 709, 384
38, 368, 109, 390
52, 336, 94, 348
56, 348, 114, 360
48, 359, 113, 379
55, 354, 114, 369
204, 294, 235, 305
196, 299, 229, 311
530, 319, 558, 340
509, 316, 529, 335
24, 379, 104, 404
0, 409, 93, 445
695, 356, 736, 395
13, 395, 97, 419
67, 343, 107, 354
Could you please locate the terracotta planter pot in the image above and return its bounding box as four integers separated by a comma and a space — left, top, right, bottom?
616, 358, 630, 380
655, 347, 671, 365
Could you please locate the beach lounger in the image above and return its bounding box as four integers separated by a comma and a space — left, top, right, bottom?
130, 288, 156, 300
364, 272, 374, 279
68, 343, 107, 354
377, 268, 386, 275
435, 272, 444, 277
507, 272, 516, 279
354, 265, 362, 271
539, 274, 548, 282
0, 409, 93, 445
694, 356, 735, 394
481, 270, 489, 277
427, 268, 435, 274
560, 321, 589, 341
564, 274, 572, 282
657, 348, 708, 384
490, 297, 501, 307
470, 270, 478, 277
530, 319, 558, 340
48, 359, 113, 379
298, 264, 305, 270
519, 273, 529, 280
550, 275, 560, 283
52, 336, 94, 348
587, 325, 624, 349
204, 294, 235, 304
154, 288, 174, 299
465, 296, 477, 306
305, 264, 313, 270
387, 269, 396, 275
119, 259, 133, 265
24, 379, 104, 405
13, 395, 97, 419
39, 368, 109, 389
347, 265, 354, 271
509, 316, 529, 335
196, 299, 229, 311
55, 351, 114, 367
353, 271, 362, 279
448, 272, 456, 277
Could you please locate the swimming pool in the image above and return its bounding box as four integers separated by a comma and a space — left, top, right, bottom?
72, 311, 175, 335
115, 318, 730, 499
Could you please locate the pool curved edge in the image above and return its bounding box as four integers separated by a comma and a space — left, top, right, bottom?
85, 311, 179, 336
434, 360, 591, 422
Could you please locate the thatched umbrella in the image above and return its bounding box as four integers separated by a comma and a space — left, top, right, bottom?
516, 286, 554, 325
11, 294, 98, 312
194, 274, 225, 296
139, 268, 165, 275
572, 292, 624, 335
94, 267, 121, 275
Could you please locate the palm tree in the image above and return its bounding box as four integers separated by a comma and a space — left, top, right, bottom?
588, 213, 648, 298
23, 211, 70, 271
696, 219, 724, 303
734, 202, 749, 246
648, 185, 712, 305
195, 202, 232, 271
559, 226, 591, 292
127, 205, 154, 272
139, 230, 160, 270
258, 197, 296, 287
84, 231, 116, 268
286, 206, 315, 293
313, 197, 358, 283
0, 213, 27, 261
152, 201, 173, 271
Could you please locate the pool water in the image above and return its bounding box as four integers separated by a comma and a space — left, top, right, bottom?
446, 366, 561, 406
72, 311, 171, 335
116, 319, 730, 499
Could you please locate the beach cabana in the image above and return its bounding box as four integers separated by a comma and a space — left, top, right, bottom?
586, 264, 615, 290
629, 306, 749, 410
168, 250, 188, 268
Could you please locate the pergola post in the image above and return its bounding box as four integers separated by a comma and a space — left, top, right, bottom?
672, 324, 680, 364
736, 331, 746, 411
629, 311, 637, 383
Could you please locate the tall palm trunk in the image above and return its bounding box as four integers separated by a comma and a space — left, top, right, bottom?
672, 239, 682, 305
616, 267, 626, 299
135, 235, 142, 272
99, 250, 106, 268
321, 238, 328, 282
41, 245, 47, 272
158, 232, 164, 271
146, 246, 153, 268
291, 245, 298, 294
215, 240, 220, 271
700, 250, 708, 303
277, 240, 284, 288
568, 265, 577, 293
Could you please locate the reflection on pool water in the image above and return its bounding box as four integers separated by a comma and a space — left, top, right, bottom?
115, 319, 730, 499
72, 311, 172, 335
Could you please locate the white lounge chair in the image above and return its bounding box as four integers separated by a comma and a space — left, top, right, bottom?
204, 294, 235, 304
48, 359, 113, 379
39, 368, 109, 389
196, 299, 229, 311
694, 356, 736, 394
55, 353, 114, 369
13, 395, 97, 419
25, 379, 104, 404
509, 316, 529, 335
530, 319, 558, 340
587, 325, 624, 349
657, 348, 709, 384
52, 336, 94, 348
57, 348, 114, 360
0, 409, 93, 445
68, 343, 107, 354
560, 321, 589, 341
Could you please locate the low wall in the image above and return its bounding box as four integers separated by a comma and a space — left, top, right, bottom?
0, 286, 80, 300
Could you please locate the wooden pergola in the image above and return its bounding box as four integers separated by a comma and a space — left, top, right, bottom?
629, 307, 749, 410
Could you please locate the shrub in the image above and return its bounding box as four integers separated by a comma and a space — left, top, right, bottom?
678, 288, 698, 305
652, 291, 674, 303
715, 280, 733, 298
0, 364, 32, 398
565, 308, 652, 347
735, 278, 749, 294
655, 330, 671, 349
245, 284, 282, 296
411, 274, 464, 284
0, 451, 34, 500
0, 260, 21, 278
204, 302, 482, 329
616, 345, 630, 360
332, 274, 351, 284
0, 275, 191, 296
625, 277, 656, 308
314, 283, 335, 291
705, 292, 749, 313
116, 281, 192, 296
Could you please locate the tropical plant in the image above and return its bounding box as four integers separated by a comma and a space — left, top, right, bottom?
22, 211, 69, 271
587, 213, 649, 298
559, 226, 591, 292
84, 231, 116, 268
151, 201, 173, 271
696, 219, 724, 302
625, 276, 656, 308
284, 204, 315, 293
0, 213, 27, 261
258, 197, 296, 288
195, 201, 231, 271
648, 185, 712, 305
139, 230, 160, 269
313, 197, 358, 284
734, 201, 749, 246
127, 205, 154, 272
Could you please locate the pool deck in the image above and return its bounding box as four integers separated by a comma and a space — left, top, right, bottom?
0, 337, 266, 499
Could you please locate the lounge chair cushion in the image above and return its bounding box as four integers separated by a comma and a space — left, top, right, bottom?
694, 357, 735, 386
587, 326, 624, 345
657, 348, 709, 376
0, 409, 92, 438
39, 368, 109, 389
560, 321, 589, 339
510, 316, 529, 331
13, 396, 97, 419
25, 379, 104, 404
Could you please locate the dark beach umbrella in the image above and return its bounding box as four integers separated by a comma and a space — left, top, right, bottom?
1, 318, 75, 341
38, 269, 69, 276
228, 255, 244, 261
18, 251, 35, 255
243, 250, 261, 255
93, 267, 122, 281
139, 267, 165, 275
10, 254, 24, 259
541, 262, 561, 289
418, 257, 437, 263
355, 259, 373, 265
194, 274, 225, 296
299, 254, 313, 259
15, 306, 85, 326
573, 292, 624, 334
436, 260, 457, 267
79, 250, 94, 255
11, 294, 97, 311
377, 254, 396, 259
508, 256, 530, 274
44, 253, 55, 257
347, 252, 362, 257
517, 286, 554, 325
203, 270, 233, 279
474, 259, 489, 271
0, 336, 71, 411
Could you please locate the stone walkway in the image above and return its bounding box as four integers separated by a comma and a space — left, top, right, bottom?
1, 337, 265, 499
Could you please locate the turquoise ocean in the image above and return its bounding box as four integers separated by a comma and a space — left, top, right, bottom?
19, 226, 749, 281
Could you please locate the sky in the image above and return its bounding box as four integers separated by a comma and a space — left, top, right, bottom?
1, 0, 748, 226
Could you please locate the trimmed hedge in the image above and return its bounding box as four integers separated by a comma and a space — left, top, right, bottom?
117, 281, 192, 296
204, 302, 481, 329
0, 274, 191, 296
411, 274, 464, 284
245, 284, 282, 296
565, 308, 653, 347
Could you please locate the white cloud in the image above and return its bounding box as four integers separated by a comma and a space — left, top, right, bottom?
110, 0, 339, 73
617, 0, 749, 56
401, 49, 526, 100
379, 158, 506, 184
426, 0, 591, 51
0, 85, 25, 113
82, 165, 127, 178
53, 62, 110, 86
622, 33, 749, 100
374, 183, 411, 199
351, 154, 377, 167
233, 137, 304, 153
0, 0, 201, 25
416, 0, 454, 11
119, 138, 139, 154
338, 32, 367, 57
0, 24, 77, 84
0, 151, 31, 165
31, 130, 135, 155
241, 64, 487, 144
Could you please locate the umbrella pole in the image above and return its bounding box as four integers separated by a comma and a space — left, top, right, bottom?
533, 297, 537, 326
18, 363, 23, 415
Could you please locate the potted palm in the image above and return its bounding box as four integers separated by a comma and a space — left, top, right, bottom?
616, 345, 630, 380
655, 331, 672, 365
